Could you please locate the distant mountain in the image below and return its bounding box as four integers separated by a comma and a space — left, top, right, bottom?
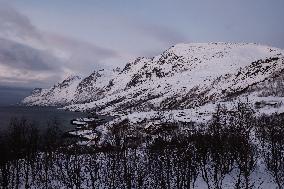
22, 75, 82, 106
22, 43, 284, 122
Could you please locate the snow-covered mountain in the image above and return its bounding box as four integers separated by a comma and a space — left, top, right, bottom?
22, 75, 82, 106
22, 42, 284, 120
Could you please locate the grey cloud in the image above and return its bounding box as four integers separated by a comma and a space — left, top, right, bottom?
0, 2, 40, 40
38, 33, 122, 77
46, 34, 118, 59
113, 16, 189, 57
139, 24, 188, 45
0, 73, 62, 88
0, 38, 62, 71
139, 49, 165, 58
45, 33, 119, 72
266, 31, 284, 49
130, 21, 189, 46
0, 3, 121, 88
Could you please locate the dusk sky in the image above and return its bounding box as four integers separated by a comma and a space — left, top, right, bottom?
0, 0, 284, 90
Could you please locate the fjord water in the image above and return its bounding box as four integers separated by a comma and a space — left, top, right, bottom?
0, 106, 86, 131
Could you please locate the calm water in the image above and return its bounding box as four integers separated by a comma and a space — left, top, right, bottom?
0, 106, 86, 131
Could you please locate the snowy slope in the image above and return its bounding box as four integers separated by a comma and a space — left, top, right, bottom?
22, 75, 83, 106
23, 43, 284, 118
22, 68, 120, 106
65, 43, 284, 113
73, 69, 118, 104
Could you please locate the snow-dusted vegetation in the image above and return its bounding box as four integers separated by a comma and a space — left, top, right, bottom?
1, 103, 284, 188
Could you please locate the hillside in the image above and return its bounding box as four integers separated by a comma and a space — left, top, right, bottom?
22, 42, 284, 122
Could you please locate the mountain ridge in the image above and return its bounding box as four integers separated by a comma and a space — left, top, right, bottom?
22, 42, 284, 121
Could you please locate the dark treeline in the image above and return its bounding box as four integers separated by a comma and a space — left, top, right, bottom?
0, 103, 284, 188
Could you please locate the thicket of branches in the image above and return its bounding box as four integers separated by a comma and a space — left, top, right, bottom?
0, 103, 284, 188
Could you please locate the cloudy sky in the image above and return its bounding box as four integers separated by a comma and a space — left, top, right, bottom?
0, 0, 284, 91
